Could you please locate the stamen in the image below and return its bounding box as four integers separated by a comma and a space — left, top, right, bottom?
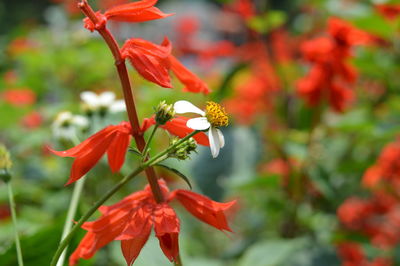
205, 101, 229, 127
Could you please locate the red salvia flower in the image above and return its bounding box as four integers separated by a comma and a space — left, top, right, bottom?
121, 38, 172, 88
83, 0, 172, 32
121, 38, 210, 94
69, 179, 236, 266
296, 18, 369, 112
141, 116, 210, 146
49, 121, 132, 185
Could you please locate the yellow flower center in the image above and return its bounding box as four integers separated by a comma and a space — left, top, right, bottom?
205, 101, 229, 127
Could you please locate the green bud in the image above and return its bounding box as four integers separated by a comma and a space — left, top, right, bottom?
0, 144, 12, 183
168, 137, 197, 160
155, 101, 175, 125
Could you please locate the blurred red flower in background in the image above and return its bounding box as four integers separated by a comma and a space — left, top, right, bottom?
376, 4, 400, 20
70, 179, 236, 266
21, 111, 43, 129
297, 18, 371, 112
2, 88, 36, 106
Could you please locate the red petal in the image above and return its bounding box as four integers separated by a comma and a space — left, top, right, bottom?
125, 50, 172, 88
106, 7, 173, 23
67, 131, 118, 185
117, 205, 153, 240
69, 232, 96, 266
70, 205, 132, 265
153, 203, 180, 262
171, 190, 236, 232
99, 190, 150, 215
160, 117, 210, 146
105, 0, 158, 15
121, 227, 151, 266
107, 131, 131, 172
169, 55, 210, 94
49, 125, 117, 158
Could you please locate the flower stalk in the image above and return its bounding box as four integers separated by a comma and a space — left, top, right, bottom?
77, 0, 164, 203
7, 182, 24, 266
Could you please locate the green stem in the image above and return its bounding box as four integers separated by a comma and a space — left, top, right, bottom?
174, 253, 183, 266
56, 136, 84, 266
56, 178, 85, 266
7, 182, 24, 266
49, 131, 199, 266
142, 125, 158, 160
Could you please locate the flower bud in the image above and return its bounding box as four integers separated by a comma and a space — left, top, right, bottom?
168, 137, 197, 160
155, 101, 175, 125
0, 144, 12, 183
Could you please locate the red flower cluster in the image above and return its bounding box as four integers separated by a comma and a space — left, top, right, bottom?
82, 0, 209, 94
141, 116, 210, 146
337, 242, 392, 266
50, 122, 132, 185
362, 140, 400, 190
70, 179, 236, 266
338, 193, 400, 249
297, 18, 370, 112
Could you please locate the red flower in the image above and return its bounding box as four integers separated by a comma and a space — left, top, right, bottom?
141, 116, 210, 146
376, 4, 400, 20
296, 18, 368, 112
122, 38, 210, 94
362, 140, 400, 190
121, 38, 172, 88
21, 111, 43, 129
337, 242, 365, 266
70, 179, 236, 266
2, 88, 36, 106
328, 17, 371, 47
49, 122, 131, 185
83, 0, 172, 32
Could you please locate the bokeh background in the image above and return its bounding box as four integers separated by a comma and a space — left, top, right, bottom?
2, 0, 400, 265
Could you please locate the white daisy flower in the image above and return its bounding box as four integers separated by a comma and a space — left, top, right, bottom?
173, 100, 228, 158
80, 91, 126, 114
52, 111, 89, 140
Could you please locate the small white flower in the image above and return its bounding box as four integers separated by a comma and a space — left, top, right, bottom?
52, 111, 89, 140
173, 100, 228, 158
80, 91, 126, 114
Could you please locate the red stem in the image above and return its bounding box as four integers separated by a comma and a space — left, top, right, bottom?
78, 0, 164, 203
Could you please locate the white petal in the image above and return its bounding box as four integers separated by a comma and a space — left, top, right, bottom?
80, 91, 98, 106
99, 92, 116, 106
173, 100, 205, 116
72, 115, 89, 127
216, 128, 225, 148
110, 100, 126, 113
186, 117, 211, 130
209, 127, 221, 158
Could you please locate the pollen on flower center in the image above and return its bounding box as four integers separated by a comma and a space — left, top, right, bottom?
205, 101, 229, 127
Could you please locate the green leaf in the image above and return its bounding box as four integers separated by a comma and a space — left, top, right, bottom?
155, 164, 192, 189
128, 147, 142, 156
246, 11, 287, 33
